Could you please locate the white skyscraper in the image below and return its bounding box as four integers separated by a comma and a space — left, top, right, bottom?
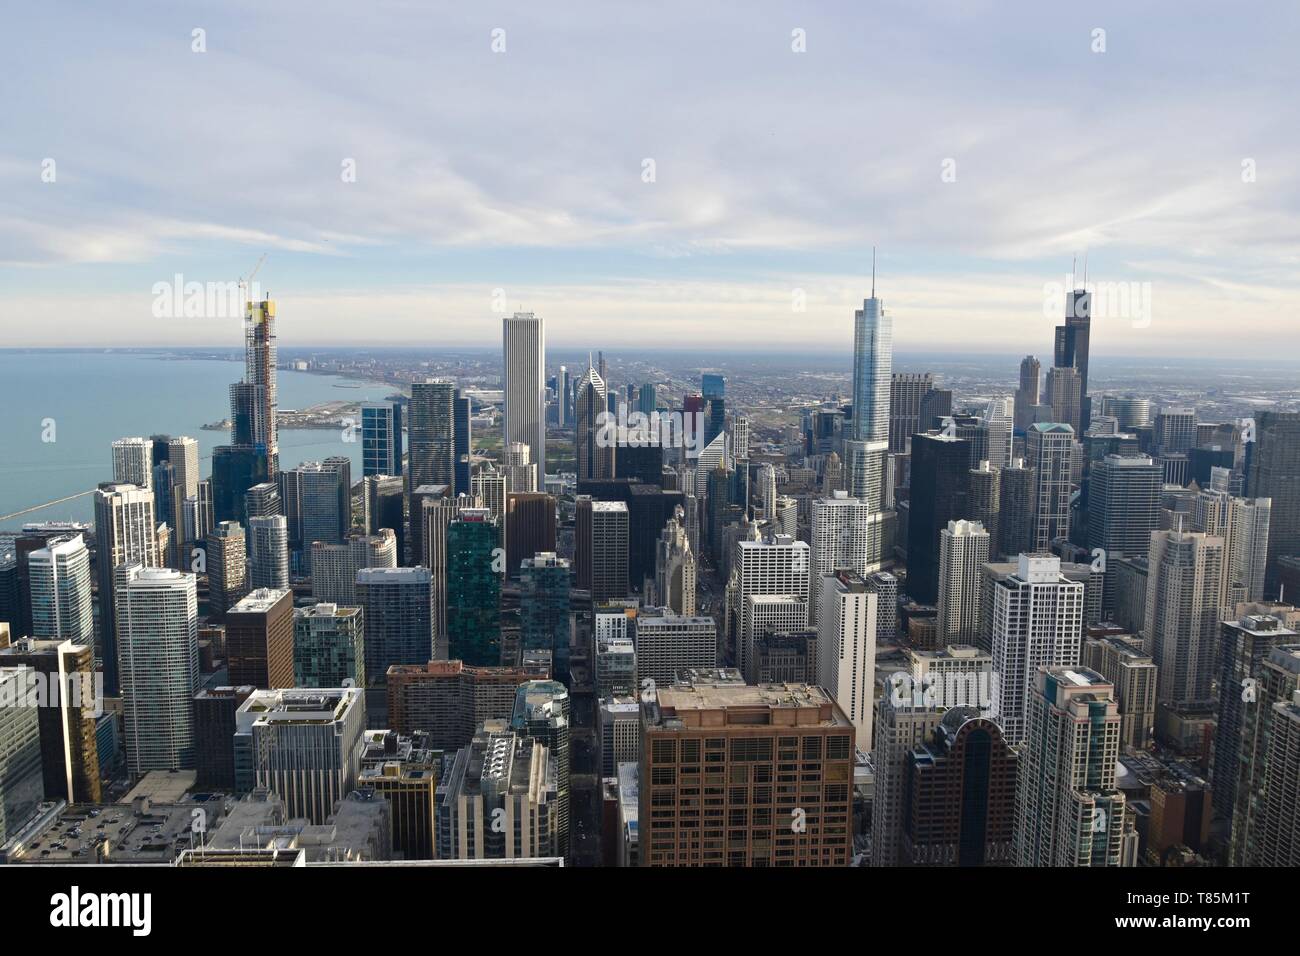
247, 514, 290, 590
93, 482, 159, 695
311, 530, 398, 606
732, 535, 811, 676
27, 534, 95, 647
1192, 491, 1271, 605
1026, 422, 1075, 551
816, 570, 877, 748
936, 519, 990, 646
984, 395, 1014, 469
503, 312, 546, 489
990, 554, 1085, 745
117, 565, 199, 778
809, 492, 890, 623
1143, 528, 1225, 707
111, 437, 152, 491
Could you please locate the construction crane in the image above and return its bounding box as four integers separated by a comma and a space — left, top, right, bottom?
239, 253, 268, 309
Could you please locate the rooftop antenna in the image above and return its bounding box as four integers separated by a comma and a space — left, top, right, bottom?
871, 246, 877, 298
1082, 251, 1089, 289
1071, 254, 1077, 288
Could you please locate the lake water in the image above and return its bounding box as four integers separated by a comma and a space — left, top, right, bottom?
0, 351, 395, 530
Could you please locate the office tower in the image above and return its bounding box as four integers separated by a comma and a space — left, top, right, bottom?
907, 433, 970, 604
504, 442, 537, 493
639, 677, 854, 867
1088, 455, 1161, 558
242, 297, 279, 468
1014, 356, 1041, 433
1154, 406, 1197, 455
1100, 395, 1155, 431
1144, 529, 1224, 707
732, 535, 810, 676
1257, 689, 1300, 864
505, 492, 556, 578
937, 520, 990, 645
0, 667, 44, 846
889, 372, 934, 454
816, 570, 876, 747
280, 457, 351, 568
575, 362, 614, 480
211, 445, 270, 525
112, 436, 152, 490
701, 372, 725, 402
632, 608, 717, 687
453, 389, 472, 498
0, 638, 102, 804
653, 506, 696, 615
1015, 667, 1134, 867
193, 685, 254, 791
582, 501, 629, 603
917, 388, 953, 435
966, 462, 1000, 555
1045, 366, 1083, 434
311, 530, 397, 606
1054, 288, 1092, 428
411, 482, 452, 572
117, 565, 200, 778
984, 396, 1014, 469
206, 520, 247, 618
951, 414, 991, 470
747, 628, 817, 684
166, 433, 200, 532
1213, 613, 1297, 828
773, 495, 798, 538
356, 730, 440, 860
244, 480, 281, 520
557, 365, 572, 426
1025, 423, 1074, 551
293, 603, 365, 689
595, 631, 636, 697
993, 457, 1034, 556
810, 492, 889, 623
408, 379, 456, 522
638, 382, 657, 416
756, 462, 777, 520
361, 401, 403, 478
436, 721, 558, 860
27, 534, 94, 647
247, 514, 290, 590
446, 508, 502, 666
93, 482, 159, 695
225, 588, 295, 689
363, 473, 405, 559
1082, 632, 1157, 750
899, 708, 1017, 866
520, 553, 572, 683
598, 697, 639, 778
1249, 411, 1300, 591
512, 680, 571, 858
872, 689, 946, 866
183, 480, 214, 556
472, 463, 507, 527
1193, 491, 1271, 604
237, 687, 366, 825
989, 555, 1085, 745
386, 660, 540, 749
356, 566, 434, 684
503, 312, 547, 490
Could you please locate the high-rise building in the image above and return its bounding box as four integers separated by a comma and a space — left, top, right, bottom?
280, 457, 351, 569
810, 492, 891, 623
363, 474, 405, 560
512, 680, 571, 859
0, 667, 44, 846
1045, 366, 1083, 434
1054, 289, 1092, 429
632, 608, 717, 687
453, 389, 473, 498
446, 507, 502, 666
193, 685, 255, 791
816, 570, 876, 748
1257, 687, 1300, 864
225, 588, 295, 689
966, 462, 1000, 555
357, 729, 440, 861
1025, 422, 1074, 551
583, 500, 629, 603
1014, 356, 1041, 433
361, 401, 403, 478
112, 436, 152, 490
27, 534, 94, 648
117, 565, 200, 778
1193, 491, 1272, 605
732, 535, 810, 676
907, 433, 970, 604
575, 362, 614, 480
1088, 455, 1161, 557
356, 566, 434, 685
1082, 632, 1158, 750
504, 442, 537, 494
436, 721, 558, 860
386, 660, 540, 749
505, 492, 557, 578
889, 372, 934, 454
652, 506, 696, 616
639, 677, 854, 866
311, 530, 398, 606
293, 603, 365, 689
1250, 411, 1300, 591
408, 380, 456, 529
1015, 667, 1135, 867
242, 297, 279, 469
247, 514, 290, 590
936, 520, 990, 646
998, 460, 1035, 559
520, 553, 572, 683
211, 445, 270, 525
989, 555, 1085, 745
206, 520, 247, 618
93, 482, 159, 695
872, 688, 946, 866
901, 708, 1018, 866
503, 312, 547, 490
0, 638, 102, 804
236, 687, 366, 825
1144, 528, 1224, 708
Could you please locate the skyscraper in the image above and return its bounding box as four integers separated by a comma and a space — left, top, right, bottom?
907, 433, 969, 605
27, 534, 94, 647
1014, 355, 1041, 433
889, 372, 934, 454
112, 436, 152, 490
446, 508, 502, 666
653, 506, 696, 616
225, 588, 295, 689
117, 565, 200, 778
512, 680, 571, 859
810, 492, 889, 623
311, 530, 398, 606
280, 457, 351, 570
503, 312, 547, 490
243, 297, 279, 470
936, 519, 990, 646
361, 401, 403, 478
1025, 422, 1074, 551
575, 362, 613, 480
294, 603, 366, 689
356, 566, 434, 684
585, 500, 629, 603
454, 389, 473, 498
1143, 528, 1224, 708
247, 514, 290, 590
1053, 288, 1091, 429
0, 667, 44, 846
520, 553, 572, 683
408, 380, 456, 528
1249, 410, 1300, 591
206, 520, 247, 618
1088, 455, 1161, 558
93, 482, 159, 695
816, 570, 877, 747
1014, 667, 1134, 867
732, 535, 810, 676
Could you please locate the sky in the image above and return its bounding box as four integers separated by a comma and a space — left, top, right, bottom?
1, 0, 1297, 356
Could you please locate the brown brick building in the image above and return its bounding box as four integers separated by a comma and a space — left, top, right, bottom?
225, 588, 295, 688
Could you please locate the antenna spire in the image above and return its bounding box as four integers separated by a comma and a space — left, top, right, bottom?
871, 246, 876, 298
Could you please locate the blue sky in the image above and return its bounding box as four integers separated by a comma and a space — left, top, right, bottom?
2, 0, 1296, 355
